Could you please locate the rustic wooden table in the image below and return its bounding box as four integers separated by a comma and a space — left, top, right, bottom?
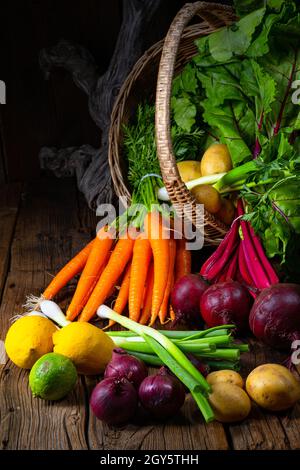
1, 177, 300, 451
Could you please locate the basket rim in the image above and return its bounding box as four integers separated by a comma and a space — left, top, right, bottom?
108, 2, 236, 245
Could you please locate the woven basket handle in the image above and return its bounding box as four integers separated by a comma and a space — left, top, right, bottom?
155, 1, 232, 188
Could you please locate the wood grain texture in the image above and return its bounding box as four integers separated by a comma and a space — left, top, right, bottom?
0, 178, 96, 450
85, 371, 229, 451
0, 178, 299, 450
0, 184, 21, 297
0, 114, 7, 186
228, 340, 300, 450
11, 178, 93, 273
0, 272, 88, 450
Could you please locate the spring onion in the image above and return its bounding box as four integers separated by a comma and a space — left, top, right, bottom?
112, 335, 215, 354
97, 305, 214, 422
158, 172, 226, 201
107, 325, 235, 339
98, 305, 210, 392
127, 352, 241, 372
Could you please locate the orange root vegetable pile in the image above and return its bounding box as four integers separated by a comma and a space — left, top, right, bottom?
40, 212, 191, 326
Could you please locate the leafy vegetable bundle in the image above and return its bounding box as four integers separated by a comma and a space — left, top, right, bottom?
124, 0, 300, 280
172, 0, 300, 278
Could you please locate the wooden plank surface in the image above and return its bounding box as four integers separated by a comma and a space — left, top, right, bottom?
0, 114, 7, 186
0, 177, 95, 450
0, 178, 299, 450
0, 271, 88, 450
228, 340, 300, 450
0, 183, 21, 297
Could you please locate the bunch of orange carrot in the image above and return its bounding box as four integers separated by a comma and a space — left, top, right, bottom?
41, 212, 191, 327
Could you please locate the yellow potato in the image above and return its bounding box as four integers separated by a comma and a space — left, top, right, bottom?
246, 363, 300, 411
207, 370, 244, 388
177, 160, 201, 183
191, 184, 222, 214
215, 198, 236, 226
201, 144, 232, 176
208, 383, 251, 423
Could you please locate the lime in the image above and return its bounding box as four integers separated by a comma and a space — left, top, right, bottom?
29, 352, 77, 400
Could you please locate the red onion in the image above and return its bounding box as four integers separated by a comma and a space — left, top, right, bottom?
90, 377, 138, 425
171, 274, 208, 327
200, 281, 252, 331
138, 367, 185, 419
249, 283, 300, 349
104, 348, 148, 389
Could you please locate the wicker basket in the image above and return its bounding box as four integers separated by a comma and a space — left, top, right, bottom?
109, 2, 236, 245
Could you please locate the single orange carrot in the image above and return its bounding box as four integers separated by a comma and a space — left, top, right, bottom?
128, 233, 152, 322
42, 239, 95, 300
79, 234, 135, 322
175, 238, 191, 282
144, 212, 169, 326
158, 238, 176, 324
139, 263, 154, 325
66, 227, 113, 321
111, 262, 131, 322
104, 262, 131, 329
68, 248, 111, 322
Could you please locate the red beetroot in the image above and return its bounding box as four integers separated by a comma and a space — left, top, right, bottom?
200, 280, 252, 331
171, 274, 208, 327
249, 283, 300, 349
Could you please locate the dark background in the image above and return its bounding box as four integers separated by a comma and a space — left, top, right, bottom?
0, 0, 232, 188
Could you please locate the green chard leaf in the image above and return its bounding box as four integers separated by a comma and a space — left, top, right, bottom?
234, 0, 290, 18
207, 8, 266, 62
233, 0, 266, 17
245, 1, 295, 57
202, 101, 254, 165
240, 59, 276, 138
258, 45, 300, 135
171, 96, 197, 132
194, 59, 255, 164
242, 175, 300, 270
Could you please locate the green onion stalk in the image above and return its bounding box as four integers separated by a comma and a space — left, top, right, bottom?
108, 326, 247, 364
158, 159, 281, 200
127, 351, 241, 371
98, 305, 214, 422
112, 335, 216, 354
107, 325, 235, 339
213, 160, 296, 194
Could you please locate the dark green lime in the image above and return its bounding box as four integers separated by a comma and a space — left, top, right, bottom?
29, 352, 77, 400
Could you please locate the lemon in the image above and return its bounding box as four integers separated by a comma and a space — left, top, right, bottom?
53, 322, 114, 375
5, 315, 57, 369
29, 352, 77, 400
